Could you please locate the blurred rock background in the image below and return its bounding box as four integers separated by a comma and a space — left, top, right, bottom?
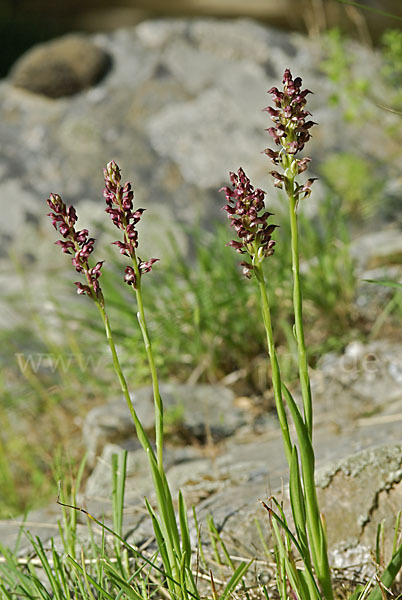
2, 0, 402, 78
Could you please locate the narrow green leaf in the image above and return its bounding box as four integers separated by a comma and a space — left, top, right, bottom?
192, 506, 207, 569
263, 498, 321, 598
349, 584, 366, 600
178, 493, 200, 598
179, 552, 190, 600
289, 446, 310, 563
103, 563, 145, 600
67, 556, 115, 600
336, 0, 402, 21
392, 512, 401, 557
207, 515, 222, 565
366, 543, 402, 600
271, 518, 301, 597
144, 497, 172, 579
363, 279, 402, 289
147, 448, 181, 559
26, 533, 63, 599
220, 561, 252, 600
282, 385, 315, 486
80, 547, 97, 600
179, 491, 192, 570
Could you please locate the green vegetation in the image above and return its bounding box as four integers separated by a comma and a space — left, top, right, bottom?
0, 184, 397, 519
1, 23, 402, 600
381, 29, 402, 109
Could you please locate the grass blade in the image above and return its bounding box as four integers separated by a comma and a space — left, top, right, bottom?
219, 560, 252, 600
363, 279, 402, 289
366, 543, 402, 600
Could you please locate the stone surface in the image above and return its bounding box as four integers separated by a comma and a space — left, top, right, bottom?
77, 340, 402, 557
10, 34, 111, 98
83, 382, 247, 465
311, 339, 402, 430
316, 444, 402, 563
351, 229, 402, 271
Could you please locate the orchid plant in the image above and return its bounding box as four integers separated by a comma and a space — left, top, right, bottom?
220, 69, 402, 600
42, 69, 402, 600
47, 165, 200, 600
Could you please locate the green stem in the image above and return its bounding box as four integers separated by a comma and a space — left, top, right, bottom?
282, 385, 333, 598
132, 257, 164, 477
254, 261, 292, 466
283, 168, 333, 598
288, 186, 313, 438
114, 180, 164, 476
95, 301, 155, 460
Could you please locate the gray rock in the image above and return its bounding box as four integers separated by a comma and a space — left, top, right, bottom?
83, 382, 247, 465
313, 340, 402, 423
10, 34, 111, 98
317, 444, 402, 564
350, 229, 402, 271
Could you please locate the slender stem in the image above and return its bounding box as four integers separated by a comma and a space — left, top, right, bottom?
282, 164, 333, 598
94, 300, 155, 460
112, 176, 164, 476
301, 450, 332, 599
96, 300, 182, 591
287, 182, 313, 438
132, 257, 164, 477
282, 386, 333, 598
254, 261, 292, 466
256, 258, 332, 597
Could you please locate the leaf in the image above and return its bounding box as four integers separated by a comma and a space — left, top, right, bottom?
363, 279, 402, 290
289, 446, 310, 563
179, 490, 192, 570
219, 561, 252, 600
336, 0, 402, 21
366, 543, 402, 600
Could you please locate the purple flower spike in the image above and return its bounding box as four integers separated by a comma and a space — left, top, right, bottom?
264, 69, 315, 158
103, 161, 158, 286
220, 167, 278, 277
264, 69, 317, 204
46, 193, 104, 302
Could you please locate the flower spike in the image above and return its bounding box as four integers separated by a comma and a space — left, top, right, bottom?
46, 193, 104, 302
103, 161, 158, 289
220, 167, 277, 277
264, 68, 317, 204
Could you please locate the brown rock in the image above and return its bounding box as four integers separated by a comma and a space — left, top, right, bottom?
10, 34, 111, 98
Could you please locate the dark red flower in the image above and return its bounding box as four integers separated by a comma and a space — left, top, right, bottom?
104, 161, 158, 285
264, 69, 315, 158
46, 193, 104, 301
220, 167, 278, 277
263, 69, 317, 202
